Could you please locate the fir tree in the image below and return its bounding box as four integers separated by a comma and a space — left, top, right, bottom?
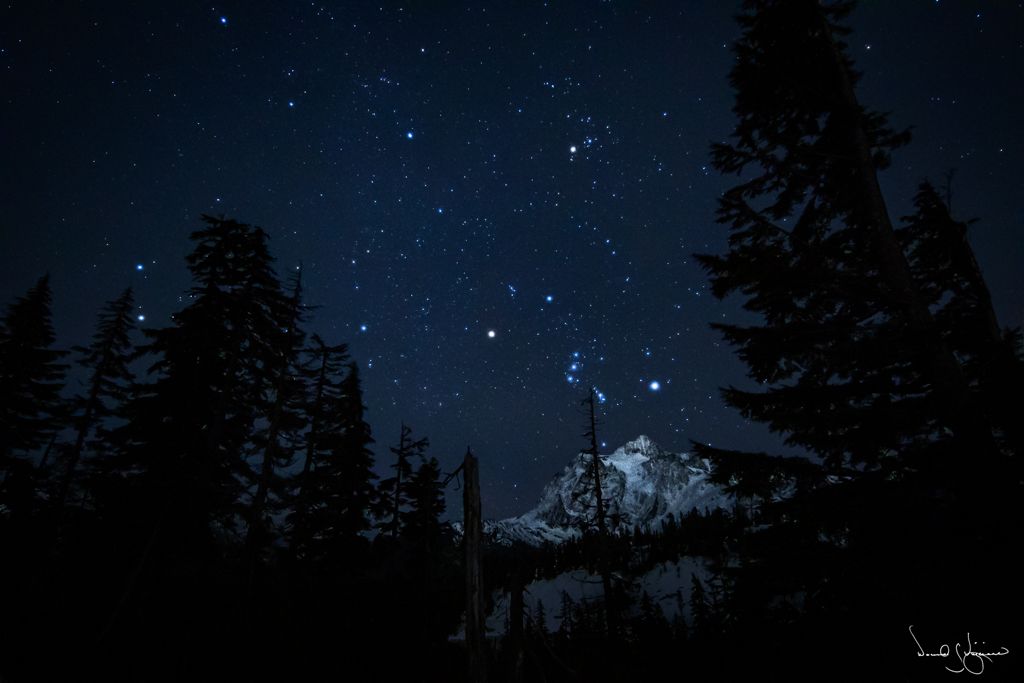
899, 181, 1023, 454
696, 0, 997, 470
111, 216, 285, 552
402, 455, 446, 547
556, 591, 575, 642
671, 589, 688, 641
290, 333, 349, 552
244, 269, 308, 565
289, 349, 377, 563
0, 275, 67, 462
688, 4, 1020, 670
533, 599, 549, 639
378, 422, 427, 538
689, 575, 711, 640
58, 287, 136, 510
0, 275, 67, 516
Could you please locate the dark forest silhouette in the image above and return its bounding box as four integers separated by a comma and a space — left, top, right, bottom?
1, 2, 1020, 681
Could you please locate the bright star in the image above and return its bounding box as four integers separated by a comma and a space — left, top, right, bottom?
649, 380, 661, 392
487, 330, 496, 338
406, 131, 414, 139
359, 324, 367, 332
137, 314, 146, 322
288, 100, 295, 108
219, 16, 228, 25
135, 263, 144, 271
569, 145, 577, 154
545, 294, 553, 303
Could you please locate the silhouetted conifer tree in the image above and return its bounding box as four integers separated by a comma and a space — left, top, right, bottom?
689, 575, 710, 640
378, 422, 427, 538
245, 269, 308, 567
696, 0, 997, 470
402, 455, 446, 548
533, 599, 549, 638
899, 181, 1023, 454
111, 216, 285, 554
58, 287, 135, 510
0, 275, 67, 515
289, 345, 377, 563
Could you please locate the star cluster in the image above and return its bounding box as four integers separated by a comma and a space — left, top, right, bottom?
2, 1, 1022, 517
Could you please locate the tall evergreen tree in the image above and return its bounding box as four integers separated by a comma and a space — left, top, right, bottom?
111, 216, 285, 553
58, 287, 136, 510
899, 181, 1023, 454
689, 3, 1021, 673
0, 276, 67, 459
696, 0, 998, 471
289, 349, 377, 563
292, 334, 350, 526
0, 275, 67, 514
378, 422, 427, 538
244, 269, 308, 565
401, 455, 446, 547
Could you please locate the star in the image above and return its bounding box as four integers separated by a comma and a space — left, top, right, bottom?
569, 145, 577, 154
359, 324, 368, 332
219, 16, 228, 26
487, 329, 496, 338
649, 380, 661, 392
135, 263, 144, 271
545, 294, 553, 303
406, 131, 415, 140
137, 314, 146, 322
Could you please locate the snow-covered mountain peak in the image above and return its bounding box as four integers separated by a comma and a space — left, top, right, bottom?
484, 435, 731, 546
612, 434, 662, 459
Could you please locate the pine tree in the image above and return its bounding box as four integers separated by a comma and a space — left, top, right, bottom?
0, 276, 67, 459
57, 288, 136, 510
556, 591, 575, 641
289, 347, 377, 563
533, 599, 549, 639
402, 455, 446, 547
244, 269, 308, 566
377, 422, 427, 538
689, 575, 710, 640
696, 0, 997, 471
290, 333, 348, 553
332, 362, 377, 539
688, 3, 1020, 667
671, 589, 688, 641
111, 216, 285, 552
899, 181, 1023, 454
0, 275, 67, 515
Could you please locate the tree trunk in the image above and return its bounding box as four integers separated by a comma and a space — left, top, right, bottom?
463, 448, 488, 683
507, 568, 525, 683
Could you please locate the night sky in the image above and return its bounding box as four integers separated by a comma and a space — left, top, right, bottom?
2, 1, 1022, 519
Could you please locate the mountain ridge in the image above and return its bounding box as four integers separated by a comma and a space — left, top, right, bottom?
481, 435, 733, 546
